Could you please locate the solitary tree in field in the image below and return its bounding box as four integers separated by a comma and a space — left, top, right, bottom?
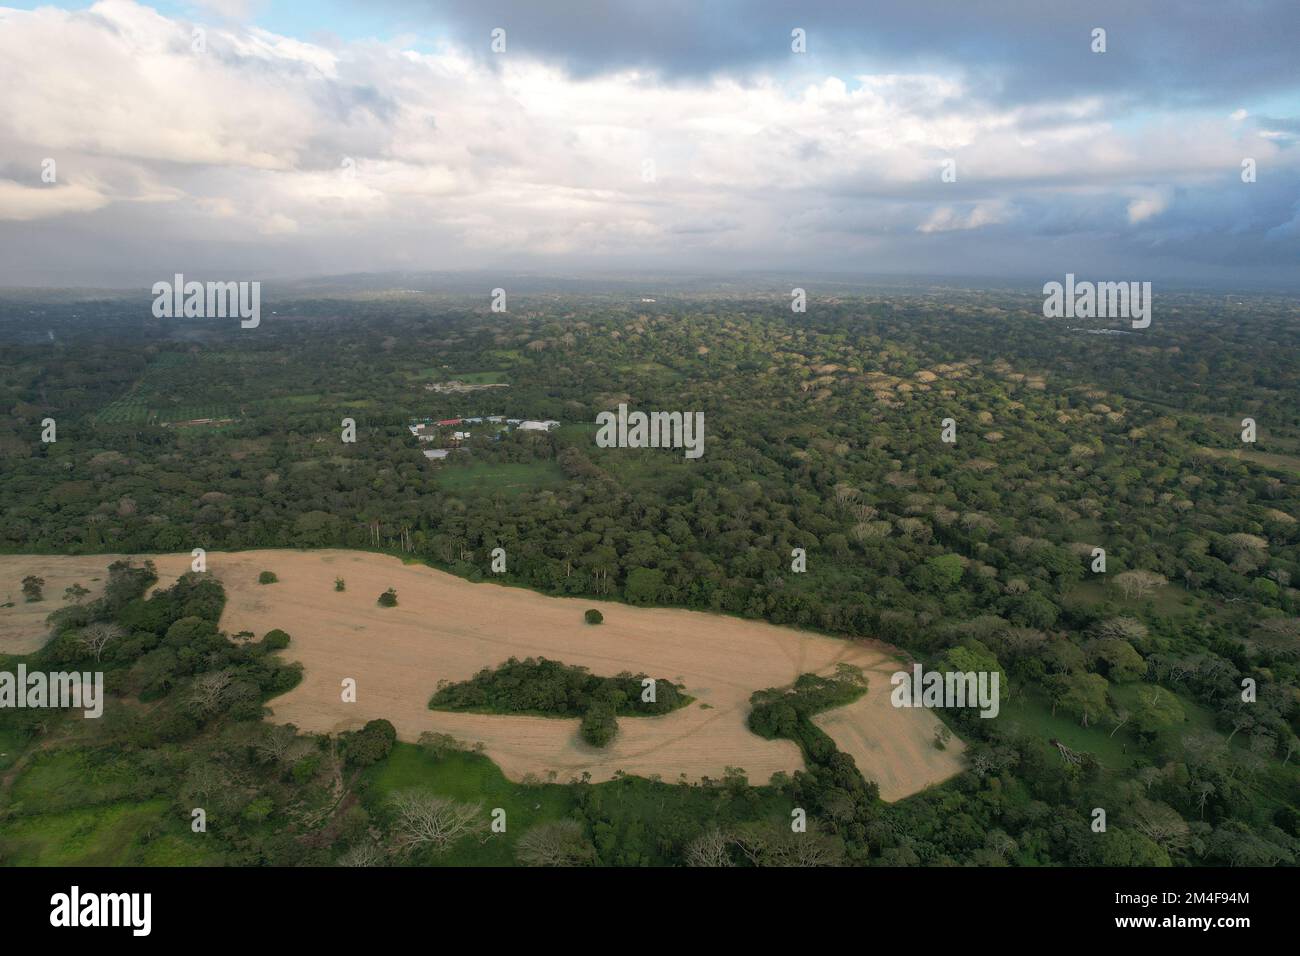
378, 588, 398, 607
334, 577, 346, 592
580, 704, 617, 747
387, 791, 484, 854
1060, 672, 1110, 728
21, 575, 44, 602
258, 570, 278, 585
63, 582, 90, 604
584, 608, 603, 625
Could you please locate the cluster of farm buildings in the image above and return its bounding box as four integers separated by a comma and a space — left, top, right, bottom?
409, 416, 560, 460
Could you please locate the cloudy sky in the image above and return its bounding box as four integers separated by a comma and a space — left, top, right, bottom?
1, 0, 1298, 287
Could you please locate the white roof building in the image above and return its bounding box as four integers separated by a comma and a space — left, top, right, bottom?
518, 420, 560, 431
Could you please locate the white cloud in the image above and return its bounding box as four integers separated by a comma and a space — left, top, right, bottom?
918, 202, 1008, 233
1127, 190, 1171, 224
0, 179, 111, 220
0, 0, 1293, 278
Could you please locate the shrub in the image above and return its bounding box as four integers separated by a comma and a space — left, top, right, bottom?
242, 796, 274, 824
21, 575, 44, 602
345, 719, 396, 766
580, 704, 618, 747
377, 588, 398, 607
334, 577, 346, 592
584, 608, 603, 625
258, 571, 278, 585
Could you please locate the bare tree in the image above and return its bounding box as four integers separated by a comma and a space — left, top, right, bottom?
181, 761, 227, 805
1113, 570, 1167, 600
1053, 739, 1084, 766
732, 822, 844, 867
387, 790, 484, 855
1225, 714, 1253, 742
832, 483, 859, 507
337, 842, 385, 867
1193, 781, 1215, 819
255, 724, 300, 764
1093, 617, 1149, 646
684, 826, 734, 868
78, 622, 124, 662
1129, 800, 1190, 853
188, 670, 234, 717
514, 820, 597, 867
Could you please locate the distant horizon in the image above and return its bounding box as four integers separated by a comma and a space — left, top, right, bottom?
2, 267, 1298, 298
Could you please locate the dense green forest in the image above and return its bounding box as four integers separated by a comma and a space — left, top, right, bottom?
0, 285, 1298, 865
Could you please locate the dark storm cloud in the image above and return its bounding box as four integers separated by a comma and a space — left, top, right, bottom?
410, 0, 1300, 107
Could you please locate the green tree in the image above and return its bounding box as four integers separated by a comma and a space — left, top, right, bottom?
580, 704, 618, 747
1134, 685, 1185, 736
345, 719, 396, 766
624, 567, 664, 605
1060, 673, 1111, 728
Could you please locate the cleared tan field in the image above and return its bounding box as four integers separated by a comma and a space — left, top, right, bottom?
0, 550, 964, 800
0, 554, 121, 654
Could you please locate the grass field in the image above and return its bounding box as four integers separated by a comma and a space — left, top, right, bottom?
364, 741, 793, 866
436, 460, 567, 495
417, 369, 510, 384
9, 750, 140, 813
0, 728, 22, 771
995, 689, 1137, 770
1066, 578, 1194, 617
590, 446, 695, 493
1198, 445, 1300, 477
364, 743, 576, 865
1, 747, 217, 866
0, 799, 213, 866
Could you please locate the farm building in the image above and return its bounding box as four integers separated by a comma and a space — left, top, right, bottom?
518, 420, 560, 431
